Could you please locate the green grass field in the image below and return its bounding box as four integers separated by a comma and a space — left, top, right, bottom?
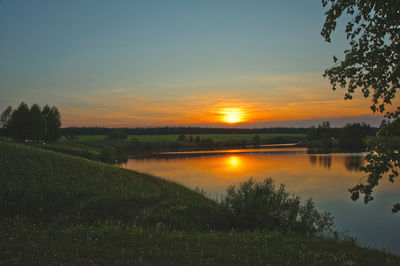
35, 133, 305, 160
1, 143, 398, 265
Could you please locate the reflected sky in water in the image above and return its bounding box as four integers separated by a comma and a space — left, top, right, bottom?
121, 149, 400, 254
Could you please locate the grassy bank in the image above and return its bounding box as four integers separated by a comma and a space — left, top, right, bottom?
1, 143, 399, 265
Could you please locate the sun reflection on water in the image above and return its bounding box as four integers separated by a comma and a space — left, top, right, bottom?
225, 155, 242, 170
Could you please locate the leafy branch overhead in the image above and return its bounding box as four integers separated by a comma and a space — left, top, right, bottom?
322, 0, 400, 212
321, 0, 400, 114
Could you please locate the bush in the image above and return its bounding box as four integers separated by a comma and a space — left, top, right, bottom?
99, 147, 128, 164
100, 147, 117, 163
220, 178, 334, 236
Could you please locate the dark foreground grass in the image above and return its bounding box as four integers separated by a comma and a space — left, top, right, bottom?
3, 221, 399, 266
1, 143, 399, 265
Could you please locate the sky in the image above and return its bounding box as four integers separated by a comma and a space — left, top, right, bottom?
0, 0, 386, 127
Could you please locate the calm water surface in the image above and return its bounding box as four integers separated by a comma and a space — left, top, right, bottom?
121, 147, 400, 254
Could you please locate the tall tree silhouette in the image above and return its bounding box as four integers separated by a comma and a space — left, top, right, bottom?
5, 103, 61, 142
42, 105, 61, 142
7, 102, 31, 141
30, 104, 45, 141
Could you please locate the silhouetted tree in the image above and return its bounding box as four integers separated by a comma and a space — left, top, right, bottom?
5, 103, 61, 142
338, 123, 371, 150
30, 104, 45, 141
322, 0, 400, 212
306, 121, 333, 141
7, 102, 31, 141
42, 105, 61, 142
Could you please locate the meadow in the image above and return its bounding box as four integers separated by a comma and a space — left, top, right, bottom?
1, 142, 399, 265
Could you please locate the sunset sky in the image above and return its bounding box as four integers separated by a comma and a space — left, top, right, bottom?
0, 0, 386, 127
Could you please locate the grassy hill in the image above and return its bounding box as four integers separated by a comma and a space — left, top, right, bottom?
0, 143, 225, 230
1, 143, 399, 265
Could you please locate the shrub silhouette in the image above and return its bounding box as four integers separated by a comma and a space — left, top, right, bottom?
220, 178, 334, 236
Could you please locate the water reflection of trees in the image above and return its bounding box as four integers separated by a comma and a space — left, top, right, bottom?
309, 155, 317, 166
309, 154, 363, 172
308, 155, 332, 169
319, 155, 332, 169
344, 156, 363, 172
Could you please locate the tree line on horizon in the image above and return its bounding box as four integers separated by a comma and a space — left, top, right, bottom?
0, 102, 61, 142
305, 121, 377, 150
61, 124, 380, 136
62, 126, 310, 136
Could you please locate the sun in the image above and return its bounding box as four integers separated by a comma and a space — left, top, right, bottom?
220, 108, 245, 124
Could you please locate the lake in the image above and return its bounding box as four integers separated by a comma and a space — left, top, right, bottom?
120, 147, 400, 255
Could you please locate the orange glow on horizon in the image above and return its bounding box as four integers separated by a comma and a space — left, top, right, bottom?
60, 85, 394, 127
219, 108, 246, 124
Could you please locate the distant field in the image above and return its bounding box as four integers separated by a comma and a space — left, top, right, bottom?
26, 133, 305, 160
77, 133, 305, 142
